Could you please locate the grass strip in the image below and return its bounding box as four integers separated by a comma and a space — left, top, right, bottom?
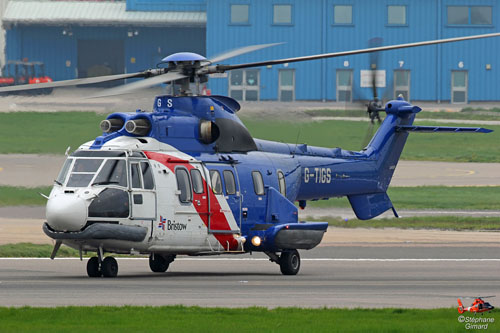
0, 242, 79, 257
304, 186, 500, 210
2, 185, 500, 210
242, 118, 500, 162
0, 112, 103, 154
0, 186, 52, 206
309, 216, 500, 231
0, 306, 496, 332
1, 112, 499, 162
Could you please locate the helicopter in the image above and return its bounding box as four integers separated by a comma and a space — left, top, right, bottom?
458, 297, 495, 314
0, 32, 498, 278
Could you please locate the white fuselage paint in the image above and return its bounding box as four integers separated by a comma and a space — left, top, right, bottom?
56, 136, 241, 255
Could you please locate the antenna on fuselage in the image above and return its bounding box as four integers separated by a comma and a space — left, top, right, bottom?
292, 129, 301, 158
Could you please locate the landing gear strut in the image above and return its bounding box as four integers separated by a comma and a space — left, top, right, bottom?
265, 249, 301, 276
149, 253, 176, 273
86, 247, 118, 278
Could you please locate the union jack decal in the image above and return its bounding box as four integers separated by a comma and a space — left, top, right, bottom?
158, 216, 166, 231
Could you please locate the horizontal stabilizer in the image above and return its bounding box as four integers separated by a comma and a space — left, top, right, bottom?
348, 192, 394, 220
396, 125, 492, 133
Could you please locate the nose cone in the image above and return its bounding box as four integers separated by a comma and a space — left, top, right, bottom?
46, 194, 87, 232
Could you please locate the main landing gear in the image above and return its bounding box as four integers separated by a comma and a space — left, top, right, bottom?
86, 248, 118, 278
149, 253, 176, 273
266, 249, 301, 275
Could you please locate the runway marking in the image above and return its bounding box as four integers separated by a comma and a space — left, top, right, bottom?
1, 258, 500, 262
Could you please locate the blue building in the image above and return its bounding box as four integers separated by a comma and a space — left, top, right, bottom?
3, 0, 500, 103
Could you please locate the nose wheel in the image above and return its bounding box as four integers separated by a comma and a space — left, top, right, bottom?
86, 253, 119, 278
149, 253, 176, 273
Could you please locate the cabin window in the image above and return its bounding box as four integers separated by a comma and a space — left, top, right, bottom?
209, 170, 223, 195
223, 170, 236, 195
130, 163, 142, 189
175, 168, 192, 203
277, 170, 286, 196
141, 162, 154, 190
93, 159, 127, 187
252, 171, 265, 196
191, 169, 204, 194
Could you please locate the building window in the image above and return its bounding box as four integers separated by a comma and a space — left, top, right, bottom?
273, 4, 292, 24
387, 5, 406, 25
451, 71, 468, 104
448, 6, 492, 25
229, 69, 260, 101
448, 6, 468, 25
336, 69, 352, 102
334, 5, 352, 25
394, 70, 410, 102
279, 69, 295, 101
231, 4, 249, 24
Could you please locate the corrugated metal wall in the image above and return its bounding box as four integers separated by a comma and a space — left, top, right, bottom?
207, 0, 500, 102
0, 0, 9, 71
126, 0, 206, 12
6, 25, 205, 81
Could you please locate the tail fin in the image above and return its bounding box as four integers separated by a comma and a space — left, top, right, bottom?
457, 299, 465, 314
362, 98, 420, 190
364, 97, 492, 191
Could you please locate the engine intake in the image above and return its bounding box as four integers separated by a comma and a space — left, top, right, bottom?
100, 118, 124, 133
125, 119, 151, 136
199, 120, 220, 144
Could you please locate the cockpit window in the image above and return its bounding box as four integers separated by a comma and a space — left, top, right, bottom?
72, 159, 103, 173
141, 162, 154, 190
131, 163, 142, 189
55, 158, 73, 185
93, 160, 127, 187
67, 158, 104, 187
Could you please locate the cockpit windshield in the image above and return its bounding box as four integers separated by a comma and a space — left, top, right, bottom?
92, 160, 127, 187
59, 158, 128, 188
67, 159, 104, 187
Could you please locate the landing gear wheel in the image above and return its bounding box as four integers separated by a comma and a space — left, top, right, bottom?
101, 257, 118, 278
87, 256, 101, 277
149, 254, 169, 273
279, 250, 300, 275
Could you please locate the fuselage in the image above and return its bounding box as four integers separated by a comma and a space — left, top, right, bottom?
44, 95, 416, 257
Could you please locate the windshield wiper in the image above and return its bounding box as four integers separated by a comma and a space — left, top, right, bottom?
54, 180, 63, 186
91, 181, 120, 186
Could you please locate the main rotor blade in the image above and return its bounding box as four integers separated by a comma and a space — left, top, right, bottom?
215, 32, 500, 72
88, 72, 186, 98
0, 72, 145, 93
206, 42, 283, 64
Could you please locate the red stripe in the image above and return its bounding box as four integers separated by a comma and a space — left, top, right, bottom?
144, 151, 239, 250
